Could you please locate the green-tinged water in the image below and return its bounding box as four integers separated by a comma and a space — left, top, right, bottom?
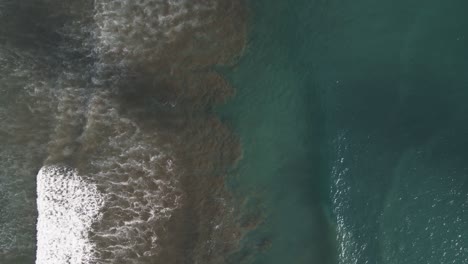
1, 0, 468, 263
223, 0, 468, 263
222, 2, 335, 263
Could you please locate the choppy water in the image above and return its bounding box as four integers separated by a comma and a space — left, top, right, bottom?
1, 0, 251, 263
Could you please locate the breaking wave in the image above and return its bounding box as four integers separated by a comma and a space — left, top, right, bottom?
36, 166, 103, 264
0, 0, 255, 263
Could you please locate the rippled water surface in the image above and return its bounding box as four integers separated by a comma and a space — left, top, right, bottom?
1, 0, 468, 263
224, 0, 468, 263
1, 1, 250, 263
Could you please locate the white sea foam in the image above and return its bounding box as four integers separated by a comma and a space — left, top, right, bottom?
36, 165, 103, 264
92, 0, 219, 68
25, 0, 243, 261
69, 91, 183, 262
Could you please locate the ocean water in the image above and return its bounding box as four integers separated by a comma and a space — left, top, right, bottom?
1, 0, 468, 263
1, 1, 250, 263
221, 1, 336, 263
223, 0, 468, 263
321, 1, 468, 263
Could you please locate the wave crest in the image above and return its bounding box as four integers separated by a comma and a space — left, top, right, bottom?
36, 165, 104, 264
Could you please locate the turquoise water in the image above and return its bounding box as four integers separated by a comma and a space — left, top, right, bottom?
222, 2, 335, 263
223, 0, 468, 263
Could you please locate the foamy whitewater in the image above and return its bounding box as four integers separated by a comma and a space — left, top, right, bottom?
0, 0, 248, 263
36, 166, 103, 264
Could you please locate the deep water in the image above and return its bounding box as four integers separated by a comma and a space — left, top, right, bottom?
223, 0, 468, 263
